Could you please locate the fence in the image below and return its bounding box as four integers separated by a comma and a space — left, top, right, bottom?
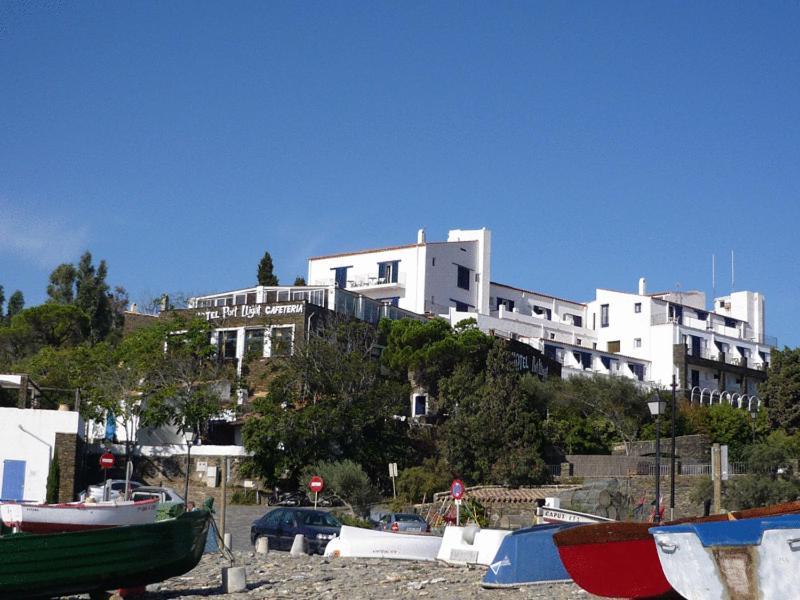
549, 460, 752, 478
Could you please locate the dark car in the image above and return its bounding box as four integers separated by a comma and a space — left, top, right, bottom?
375, 512, 430, 533
250, 508, 341, 554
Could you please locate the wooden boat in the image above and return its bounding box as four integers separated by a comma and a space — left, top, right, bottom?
650, 513, 800, 600
0, 498, 158, 533
0, 509, 210, 599
324, 524, 442, 561
436, 525, 510, 565
482, 523, 581, 588
553, 500, 800, 599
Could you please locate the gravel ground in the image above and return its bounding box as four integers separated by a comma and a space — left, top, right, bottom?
61, 506, 601, 599
90, 549, 597, 599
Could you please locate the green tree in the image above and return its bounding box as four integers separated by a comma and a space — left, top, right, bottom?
257, 251, 279, 286
293, 276, 306, 286
396, 458, 455, 504
299, 460, 378, 515
546, 375, 650, 455
243, 317, 410, 485
761, 347, 800, 434
46, 451, 61, 503
380, 317, 492, 395
75, 251, 114, 342
135, 315, 230, 440
684, 403, 754, 461
438, 342, 549, 486
47, 263, 77, 304
6, 290, 24, 320
0, 285, 5, 318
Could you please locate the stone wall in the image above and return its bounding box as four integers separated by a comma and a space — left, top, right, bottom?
616, 434, 711, 463
54, 432, 84, 503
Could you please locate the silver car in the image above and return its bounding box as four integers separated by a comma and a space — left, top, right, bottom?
376, 512, 430, 533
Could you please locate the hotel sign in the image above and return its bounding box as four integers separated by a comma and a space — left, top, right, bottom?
196, 303, 304, 322
506, 338, 562, 380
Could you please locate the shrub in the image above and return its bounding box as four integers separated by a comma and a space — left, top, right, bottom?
396, 458, 454, 504
46, 451, 60, 504
230, 488, 258, 505
299, 460, 378, 515
336, 513, 373, 529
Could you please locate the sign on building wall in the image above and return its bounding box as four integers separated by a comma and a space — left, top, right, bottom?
505, 339, 562, 380
195, 303, 305, 322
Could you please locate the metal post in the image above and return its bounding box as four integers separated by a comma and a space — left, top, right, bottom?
184, 443, 191, 504
670, 374, 677, 521
221, 457, 228, 541
654, 413, 662, 524
712, 443, 722, 514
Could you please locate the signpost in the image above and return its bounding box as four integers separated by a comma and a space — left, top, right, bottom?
308, 475, 324, 509
450, 479, 465, 526
100, 453, 115, 501
388, 462, 398, 498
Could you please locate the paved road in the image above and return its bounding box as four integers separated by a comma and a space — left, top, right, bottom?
213, 503, 268, 552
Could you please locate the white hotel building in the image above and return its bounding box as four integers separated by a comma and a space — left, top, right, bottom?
307, 228, 775, 407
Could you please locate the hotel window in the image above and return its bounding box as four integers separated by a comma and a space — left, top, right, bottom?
244, 328, 265, 357
431, 257, 436, 266
381, 297, 399, 308
634, 303, 642, 313
600, 304, 609, 327
607, 340, 620, 353
629, 363, 645, 381
456, 265, 470, 290
496, 297, 515, 311
268, 326, 294, 357
219, 330, 238, 361
634, 338, 642, 348
533, 306, 552, 320
413, 395, 427, 417
454, 300, 469, 312
576, 338, 582, 346
332, 266, 350, 288
377, 260, 399, 284
246, 292, 257, 304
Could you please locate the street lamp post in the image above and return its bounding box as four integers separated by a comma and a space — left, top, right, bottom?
183, 428, 197, 503
648, 392, 667, 524
750, 409, 758, 442
670, 375, 677, 521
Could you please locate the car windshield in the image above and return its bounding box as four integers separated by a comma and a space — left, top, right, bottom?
395, 514, 424, 522
301, 512, 340, 527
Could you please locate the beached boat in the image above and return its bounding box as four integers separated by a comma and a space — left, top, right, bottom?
0, 509, 210, 599
436, 525, 510, 565
324, 524, 442, 561
553, 500, 800, 599
0, 498, 158, 533
650, 513, 800, 600
482, 523, 581, 588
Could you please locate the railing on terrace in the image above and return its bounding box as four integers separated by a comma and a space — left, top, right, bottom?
549, 461, 754, 478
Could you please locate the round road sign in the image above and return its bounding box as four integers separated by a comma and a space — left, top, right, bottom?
308, 475, 324, 493
99, 452, 115, 469
450, 479, 465, 500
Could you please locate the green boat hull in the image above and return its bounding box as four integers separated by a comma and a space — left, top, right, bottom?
0, 509, 210, 599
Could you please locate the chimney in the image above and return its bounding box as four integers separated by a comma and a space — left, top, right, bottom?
417, 228, 426, 244
638, 277, 647, 295
129, 302, 138, 314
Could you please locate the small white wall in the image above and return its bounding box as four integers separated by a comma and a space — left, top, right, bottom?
0, 408, 83, 502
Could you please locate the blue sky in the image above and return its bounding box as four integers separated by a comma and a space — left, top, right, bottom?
1, 2, 798, 346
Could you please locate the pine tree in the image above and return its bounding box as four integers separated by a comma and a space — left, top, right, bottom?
75, 252, 113, 342
0, 285, 5, 319
257, 251, 279, 286
6, 290, 24, 320
293, 276, 306, 286
46, 451, 61, 503
47, 263, 77, 304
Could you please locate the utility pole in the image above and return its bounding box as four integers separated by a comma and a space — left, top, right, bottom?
712, 443, 722, 514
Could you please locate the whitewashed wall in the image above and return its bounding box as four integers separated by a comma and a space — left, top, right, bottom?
0, 408, 83, 502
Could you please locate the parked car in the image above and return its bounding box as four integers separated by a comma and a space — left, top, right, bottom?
375, 512, 430, 533
250, 508, 341, 554
78, 480, 144, 502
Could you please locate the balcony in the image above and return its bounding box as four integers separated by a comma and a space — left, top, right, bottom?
347, 272, 406, 291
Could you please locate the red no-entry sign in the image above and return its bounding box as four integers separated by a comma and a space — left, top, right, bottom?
308, 475, 324, 493
99, 453, 115, 469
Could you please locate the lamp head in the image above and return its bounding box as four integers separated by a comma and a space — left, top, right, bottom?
648, 392, 666, 416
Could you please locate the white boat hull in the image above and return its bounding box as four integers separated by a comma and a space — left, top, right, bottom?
437, 525, 511, 565
0, 499, 158, 533
653, 526, 800, 600
324, 525, 442, 561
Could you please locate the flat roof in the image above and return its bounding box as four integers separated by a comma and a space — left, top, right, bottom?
308, 240, 461, 261
491, 282, 587, 307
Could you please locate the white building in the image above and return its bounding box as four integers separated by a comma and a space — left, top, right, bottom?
307, 228, 491, 316
0, 406, 84, 502
305, 228, 774, 402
